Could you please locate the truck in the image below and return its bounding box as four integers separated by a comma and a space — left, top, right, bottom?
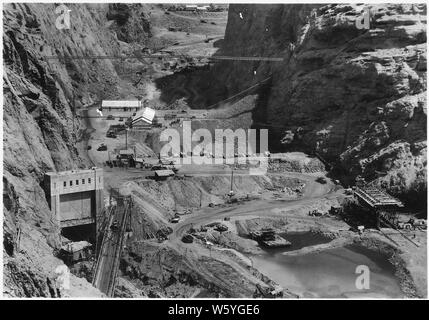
316, 176, 327, 184
181, 234, 194, 243
106, 131, 117, 138
170, 217, 180, 223
97, 144, 107, 151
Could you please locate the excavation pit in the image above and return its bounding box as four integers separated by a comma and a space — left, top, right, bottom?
250, 242, 403, 298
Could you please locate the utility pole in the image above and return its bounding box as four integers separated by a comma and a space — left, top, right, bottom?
125, 128, 129, 150
72, 92, 76, 137
230, 168, 234, 194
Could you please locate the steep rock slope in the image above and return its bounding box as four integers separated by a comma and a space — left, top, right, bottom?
3, 3, 150, 296
218, 3, 427, 205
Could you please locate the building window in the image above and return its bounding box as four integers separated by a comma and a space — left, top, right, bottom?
64, 181, 66, 187
70, 181, 73, 186
54, 183, 56, 189
82, 179, 85, 184
76, 180, 79, 185
88, 178, 91, 184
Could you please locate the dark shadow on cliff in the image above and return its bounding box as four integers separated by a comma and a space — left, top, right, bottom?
154, 64, 230, 109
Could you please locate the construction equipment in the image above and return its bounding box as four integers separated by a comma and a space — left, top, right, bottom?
309, 210, 323, 217
250, 228, 291, 248
181, 234, 194, 243
170, 217, 180, 223
110, 220, 119, 231
97, 144, 107, 151
254, 284, 283, 298
329, 206, 343, 215
106, 131, 117, 138
344, 188, 353, 195
215, 224, 228, 232
316, 176, 327, 184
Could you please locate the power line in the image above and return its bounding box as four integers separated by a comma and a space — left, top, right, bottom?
44, 54, 284, 62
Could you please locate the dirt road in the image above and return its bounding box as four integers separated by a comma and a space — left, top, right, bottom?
169, 174, 340, 240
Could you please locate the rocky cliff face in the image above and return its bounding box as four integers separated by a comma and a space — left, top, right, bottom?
3, 3, 150, 297
219, 3, 427, 206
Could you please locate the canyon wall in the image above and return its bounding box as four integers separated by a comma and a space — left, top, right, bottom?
219, 3, 427, 205
2, 3, 150, 296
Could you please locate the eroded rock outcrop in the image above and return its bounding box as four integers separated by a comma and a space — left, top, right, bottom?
219, 3, 427, 205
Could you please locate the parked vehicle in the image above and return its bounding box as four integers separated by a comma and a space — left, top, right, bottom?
344, 188, 354, 195
316, 176, 327, 184
110, 220, 119, 231
97, 144, 107, 151
215, 224, 228, 232
308, 210, 323, 217
106, 115, 114, 120
170, 217, 180, 223
182, 234, 194, 243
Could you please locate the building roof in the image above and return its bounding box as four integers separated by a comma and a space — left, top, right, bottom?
45, 168, 102, 177
154, 170, 175, 177
132, 107, 156, 124
119, 149, 134, 155
101, 100, 142, 108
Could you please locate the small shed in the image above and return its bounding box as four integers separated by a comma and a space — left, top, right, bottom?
60, 241, 92, 264
154, 169, 175, 180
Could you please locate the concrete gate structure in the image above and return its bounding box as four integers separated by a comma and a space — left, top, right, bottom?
44, 168, 104, 228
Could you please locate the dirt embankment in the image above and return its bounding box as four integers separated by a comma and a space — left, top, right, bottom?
120, 173, 306, 239
357, 233, 427, 298
119, 236, 298, 298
